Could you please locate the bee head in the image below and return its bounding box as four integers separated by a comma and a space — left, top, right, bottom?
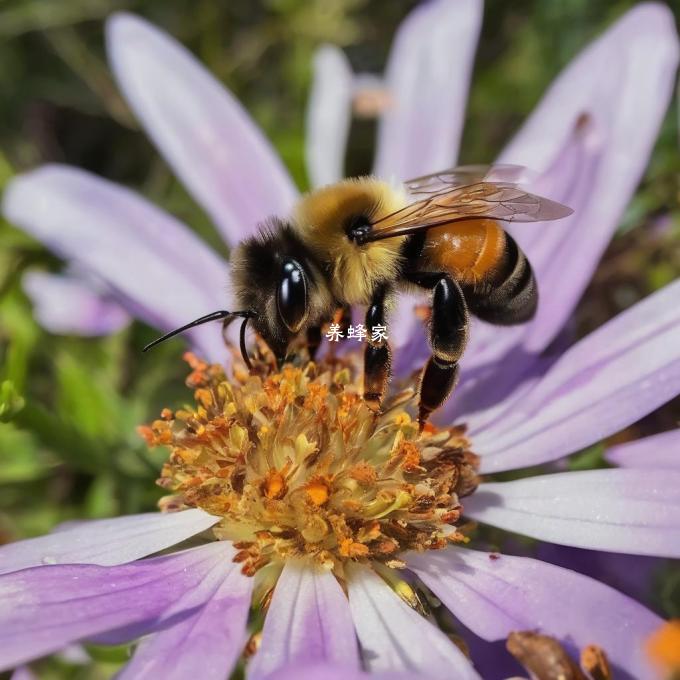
230, 219, 332, 364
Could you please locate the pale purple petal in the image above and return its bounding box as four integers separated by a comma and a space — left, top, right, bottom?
0, 542, 234, 672
306, 46, 354, 188
390, 291, 428, 358
0, 509, 219, 575
373, 0, 482, 180
56, 644, 91, 665
436, 342, 552, 431
106, 13, 297, 245
475, 279, 680, 472
606, 430, 680, 470
499, 3, 679, 353
10, 669, 36, 680
117, 550, 252, 680
464, 470, 680, 557
262, 663, 421, 680
248, 560, 359, 679
535, 544, 661, 609
407, 547, 661, 680
346, 563, 480, 679
3, 165, 228, 362
22, 270, 130, 336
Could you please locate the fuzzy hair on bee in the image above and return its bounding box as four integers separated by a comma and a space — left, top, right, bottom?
145, 164, 573, 428
292, 177, 408, 306
230, 218, 334, 360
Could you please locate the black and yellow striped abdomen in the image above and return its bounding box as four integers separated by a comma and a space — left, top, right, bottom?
411, 219, 538, 325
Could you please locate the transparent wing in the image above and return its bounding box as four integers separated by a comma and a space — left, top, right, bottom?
365, 181, 573, 243
405, 164, 536, 198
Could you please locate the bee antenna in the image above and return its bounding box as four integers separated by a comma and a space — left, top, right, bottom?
238, 315, 253, 370
142, 310, 254, 353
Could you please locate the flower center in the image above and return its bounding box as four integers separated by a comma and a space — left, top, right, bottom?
140, 352, 479, 576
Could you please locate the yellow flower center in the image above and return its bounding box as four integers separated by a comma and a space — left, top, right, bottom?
140, 352, 479, 576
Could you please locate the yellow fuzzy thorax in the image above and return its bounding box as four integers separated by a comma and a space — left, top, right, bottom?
292, 177, 408, 305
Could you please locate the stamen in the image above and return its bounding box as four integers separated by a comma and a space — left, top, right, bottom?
141, 351, 479, 576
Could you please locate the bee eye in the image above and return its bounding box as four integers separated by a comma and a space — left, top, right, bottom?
277, 259, 308, 333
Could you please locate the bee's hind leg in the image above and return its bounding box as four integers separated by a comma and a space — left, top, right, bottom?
410, 273, 469, 430
363, 285, 391, 412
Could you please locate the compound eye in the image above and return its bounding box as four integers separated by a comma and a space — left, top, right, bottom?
277, 259, 308, 333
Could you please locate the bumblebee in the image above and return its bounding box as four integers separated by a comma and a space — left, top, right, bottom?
145, 165, 572, 427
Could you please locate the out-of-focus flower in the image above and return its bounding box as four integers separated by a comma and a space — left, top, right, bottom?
2, 2, 680, 679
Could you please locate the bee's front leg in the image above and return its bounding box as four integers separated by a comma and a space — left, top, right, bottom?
363, 285, 391, 412
306, 325, 322, 360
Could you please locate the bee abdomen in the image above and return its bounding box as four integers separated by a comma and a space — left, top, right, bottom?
464, 232, 537, 325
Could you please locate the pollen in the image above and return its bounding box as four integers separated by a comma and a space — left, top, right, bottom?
646, 619, 680, 674
305, 477, 331, 506
145, 351, 479, 576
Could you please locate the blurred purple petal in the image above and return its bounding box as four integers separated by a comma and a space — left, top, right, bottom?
106, 13, 297, 245
606, 430, 680, 470
407, 547, 661, 680
22, 270, 130, 336
346, 563, 480, 679
464, 470, 680, 557
249, 560, 359, 679
306, 46, 354, 188
56, 644, 91, 665
262, 663, 422, 680
390, 291, 428, 358
373, 0, 482, 180
461, 632, 525, 680
475, 280, 680, 472
499, 3, 680, 353
0, 542, 234, 672
0, 509, 219, 575
3, 165, 228, 362
117, 550, 252, 680
10, 669, 36, 680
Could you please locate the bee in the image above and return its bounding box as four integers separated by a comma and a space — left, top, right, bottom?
144, 165, 572, 427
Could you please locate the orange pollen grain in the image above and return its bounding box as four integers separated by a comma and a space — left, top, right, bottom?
398, 441, 422, 471
339, 538, 370, 558
262, 471, 288, 500
647, 619, 680, 672
349, 462, 378, 485
305, 479, 330, 506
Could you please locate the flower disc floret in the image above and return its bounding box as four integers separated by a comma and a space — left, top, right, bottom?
140, 353, 479, 575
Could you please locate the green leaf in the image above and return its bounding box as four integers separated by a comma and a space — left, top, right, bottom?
0, 379, 25, 422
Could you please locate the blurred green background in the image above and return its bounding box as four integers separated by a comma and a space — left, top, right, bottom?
0, 1, 679, 676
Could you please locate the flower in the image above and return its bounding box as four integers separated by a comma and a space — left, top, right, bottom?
1, 2, 680, 679
1, 293, 680, 678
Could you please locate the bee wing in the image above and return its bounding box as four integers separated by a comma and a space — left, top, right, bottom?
366, 181, 573, 243
405, 164, 535, 197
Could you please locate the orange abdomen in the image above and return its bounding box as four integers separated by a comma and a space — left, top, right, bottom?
416, 219, 506, 285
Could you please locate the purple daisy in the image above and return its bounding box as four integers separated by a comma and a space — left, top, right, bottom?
1, 2, 680, 679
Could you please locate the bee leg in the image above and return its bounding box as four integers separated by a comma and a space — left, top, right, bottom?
306, 325, 322, 360
338, 304, 352, 338
364, 285, 391, 412
418, 274, 469, 430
